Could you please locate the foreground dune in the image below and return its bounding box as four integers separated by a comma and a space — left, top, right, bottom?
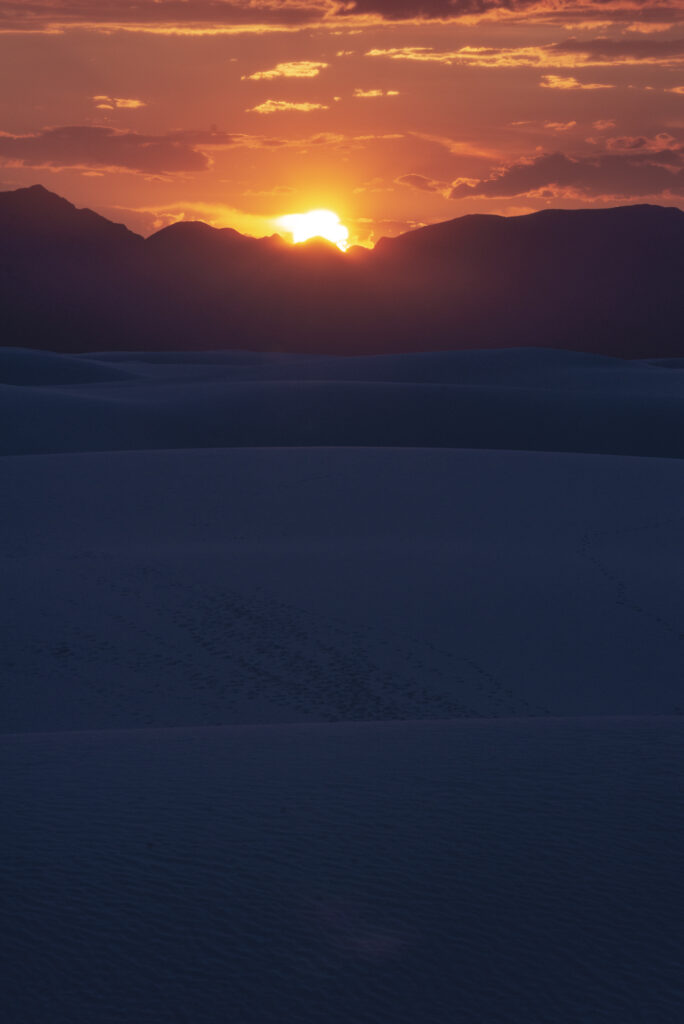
3, 718, 683, 1023
3, 347, 684, 1023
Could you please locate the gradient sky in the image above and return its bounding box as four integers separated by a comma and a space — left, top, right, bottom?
1, 0, 683, 245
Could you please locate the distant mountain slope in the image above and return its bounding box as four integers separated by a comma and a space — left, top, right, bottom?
1, 185, 683, 356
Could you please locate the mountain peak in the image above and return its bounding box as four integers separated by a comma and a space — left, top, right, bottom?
0, 184, 142, 247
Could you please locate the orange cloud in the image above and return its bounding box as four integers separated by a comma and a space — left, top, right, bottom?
626, 21, 675, 32
353, 87, 400, 97
366, 47, 454, 64
247, 99, 329, 113
243, 60, 328, 79
368, 38, 684, 70
410, 131, 500, 159
93, 95, 145, 109
541, 75, 614, 89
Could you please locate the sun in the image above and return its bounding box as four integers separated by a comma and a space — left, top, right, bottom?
278, 209, 349, 251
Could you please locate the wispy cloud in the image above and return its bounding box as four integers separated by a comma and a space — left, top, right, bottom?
545, 120, 577, 131
366, 47, 453, 64
93, 95, 145, 110
353, 87, 400, 97
247, 99, 329, 114
540, 75, 614, 89
625, 21, 675, 33
368, 38, 684, 70
243, 60, 328, 80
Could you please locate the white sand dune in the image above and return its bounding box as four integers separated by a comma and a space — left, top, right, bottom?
3, 347, 684, 1023
2, 717, 683, 1023
0, 346, 136, 385
3, 446, 684, 732
4, 347, 684, 458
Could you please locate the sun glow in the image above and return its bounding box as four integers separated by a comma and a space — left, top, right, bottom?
278, 209, 349, 251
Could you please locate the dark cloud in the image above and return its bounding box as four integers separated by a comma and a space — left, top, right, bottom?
450, 148, 684, 199
0, 126, 211, 173
1, 0, 683, 31
607, 135, 653, 149
344, 0, 483, 16
0, 0, 325, 31
0, 126, 296, 173
605, 131, 679, 150
342, 0, 683, 22
552, 35, 684, 62
396, 172, 444, 191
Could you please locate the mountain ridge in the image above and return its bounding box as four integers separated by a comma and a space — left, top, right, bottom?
1, 185, 682, 356
8, 182, 682, 245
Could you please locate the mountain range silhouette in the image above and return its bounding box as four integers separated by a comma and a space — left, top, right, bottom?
1, 184, 682, 355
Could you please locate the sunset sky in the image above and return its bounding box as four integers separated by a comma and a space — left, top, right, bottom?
1, 0, 683, 245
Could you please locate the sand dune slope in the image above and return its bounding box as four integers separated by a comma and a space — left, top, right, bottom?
3, 447, 684, 731
5, 347, 684, 458
2, 717, 683, 1024
4, 347, 684, 1023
